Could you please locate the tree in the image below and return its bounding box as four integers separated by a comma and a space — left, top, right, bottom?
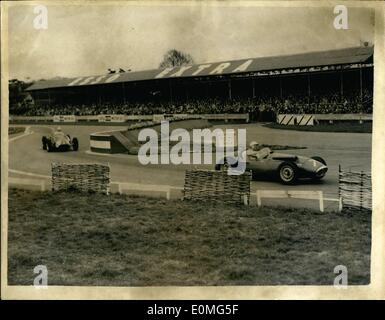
159, 49, 194, 68
8, 79, 35, 113
9, 79, 33, 104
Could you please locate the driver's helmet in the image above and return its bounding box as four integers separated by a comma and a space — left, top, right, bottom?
249, 141, 259, 148
56, 126, 62, 132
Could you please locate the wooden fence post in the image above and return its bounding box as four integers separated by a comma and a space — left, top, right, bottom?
360, 171, 364, 210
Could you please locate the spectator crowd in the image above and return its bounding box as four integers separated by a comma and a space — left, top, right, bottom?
11, 89, 372, 116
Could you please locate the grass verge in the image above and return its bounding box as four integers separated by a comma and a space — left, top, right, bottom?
8, 188, 371, 286
9, 127, 25, 135
265, 122, 372, 133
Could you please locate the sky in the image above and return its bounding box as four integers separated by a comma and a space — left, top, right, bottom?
7, 2, 374, 81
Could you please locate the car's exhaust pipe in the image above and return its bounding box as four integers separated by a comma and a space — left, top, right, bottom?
316, 165, 328, 177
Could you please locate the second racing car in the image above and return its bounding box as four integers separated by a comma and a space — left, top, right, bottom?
42, 127, 79, 152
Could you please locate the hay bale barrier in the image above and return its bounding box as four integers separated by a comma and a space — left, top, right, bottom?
52, 163, 110, 194
183, 170, 251, 205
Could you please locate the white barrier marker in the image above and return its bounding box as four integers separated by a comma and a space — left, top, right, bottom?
318, 191, 324, 212
253, 190, 341, 212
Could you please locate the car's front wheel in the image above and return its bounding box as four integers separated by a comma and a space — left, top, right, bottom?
278, 162, 297, 184
46, 140, 53, 152
311, 156, 327, 180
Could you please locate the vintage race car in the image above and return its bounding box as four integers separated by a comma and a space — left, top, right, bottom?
42, 131, 79, 152
215, 148, 328, 184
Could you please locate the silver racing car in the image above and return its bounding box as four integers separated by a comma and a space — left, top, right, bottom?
215, 148, 328, 184
42, 128, 79, 152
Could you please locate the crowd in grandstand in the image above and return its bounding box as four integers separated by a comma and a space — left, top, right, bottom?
11, 89, 372, 116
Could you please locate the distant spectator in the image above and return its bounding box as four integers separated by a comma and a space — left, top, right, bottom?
10, 88, 373, 116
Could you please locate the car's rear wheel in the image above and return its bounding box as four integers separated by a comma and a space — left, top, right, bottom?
215, 163, 226, 171
215, 157, 238, 171
72, 137, 79, 151
42, 136, 47, 150
278, 162, 297, 184
215, 161, 229, 171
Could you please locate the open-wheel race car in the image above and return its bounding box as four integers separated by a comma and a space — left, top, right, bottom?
215, 148, 328, 184
42, 129, 79, 152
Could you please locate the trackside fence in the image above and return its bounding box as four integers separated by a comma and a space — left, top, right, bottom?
339, 166, 372, 211
277, 113, 372, 125
15, 162, 369, 212
252, 189, 341, 212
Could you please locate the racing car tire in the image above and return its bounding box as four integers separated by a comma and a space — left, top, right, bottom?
215, 157, 238, 171
215, 163, 223, 171
278, 162, 298, 184
42, 136, 47, 150
72, 138, 79, 151
311, 156, 327, 166
46, 140, 53, 152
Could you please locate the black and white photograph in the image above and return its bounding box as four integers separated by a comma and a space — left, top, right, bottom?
1, 0, 385, 300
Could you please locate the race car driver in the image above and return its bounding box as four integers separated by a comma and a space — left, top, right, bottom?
246, 141, 271, 160
53, 127, 68, 147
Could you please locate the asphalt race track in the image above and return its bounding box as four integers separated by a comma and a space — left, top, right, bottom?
9, 123, 372, 200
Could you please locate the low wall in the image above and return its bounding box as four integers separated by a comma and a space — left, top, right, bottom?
10, 113, 249, 124
89, 118, 213, 154
89, 131, 128, 154
314, 113, 372, 121
9, 167, 341, 211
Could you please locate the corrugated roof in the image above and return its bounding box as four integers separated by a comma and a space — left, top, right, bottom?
26, 46, 373, 91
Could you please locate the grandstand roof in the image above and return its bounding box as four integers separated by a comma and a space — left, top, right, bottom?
26, 46, 373, 91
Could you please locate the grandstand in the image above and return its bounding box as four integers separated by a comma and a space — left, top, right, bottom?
13, 46, 373, 121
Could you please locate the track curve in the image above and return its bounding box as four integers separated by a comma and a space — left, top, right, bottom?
9, 124, 372, 197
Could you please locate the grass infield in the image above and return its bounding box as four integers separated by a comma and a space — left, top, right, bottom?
265, 122, 372, 133
8, 188, 371, 286
8, 127, 25, 135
